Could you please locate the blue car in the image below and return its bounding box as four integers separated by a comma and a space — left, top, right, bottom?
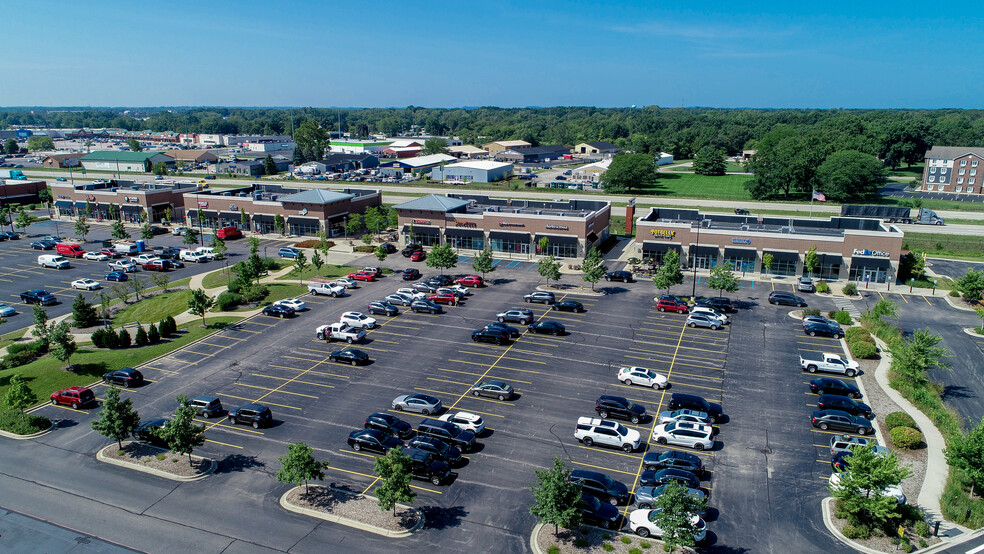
278, 247, 300, 259
106, 271, 128, 282
0, 303, 16, 317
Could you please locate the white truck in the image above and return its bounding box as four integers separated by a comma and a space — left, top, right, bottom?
308, 279, 345, 297
315, 323, 366, 344
113, 242, 139, 255
131, 253, 160, 265
108, 259, 137, 272
179, 249, 210, 263
799, 353, 859, 377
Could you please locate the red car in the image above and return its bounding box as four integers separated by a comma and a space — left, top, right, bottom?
428, 293, 457, 305
142, 260, 168, 271
348, 271, 377, 282
216, 226, 243, 239
456, 275, 483, 287
50, 386, 96, 409
655, 297, 689, 313
411, 251, 426, 262
100, 248, 123, 258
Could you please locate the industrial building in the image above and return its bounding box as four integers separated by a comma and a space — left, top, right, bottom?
430, 161, 514, 183
573, 141, 620, 156
496, 145, 571, 164
482, 140, 531, 156
379, 154, 457, 178
80, 151, 174, 173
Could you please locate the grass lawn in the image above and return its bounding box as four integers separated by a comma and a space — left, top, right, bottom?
113, 289, 193, 324
0, 316, 241, 412
202, 267, 235, 289
260, 283, 308, 305
276, 264, 362, 282
636, 172, 755, 201
902, 233, 984, 261
887, 164, 924, 177
1, 327, 29, 346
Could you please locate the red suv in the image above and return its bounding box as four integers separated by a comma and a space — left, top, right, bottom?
429, 293, 457, 305
456, 275, 483, 287
655, 296, 689, 313
348, 271, 377, 282
50, 386, 96, 409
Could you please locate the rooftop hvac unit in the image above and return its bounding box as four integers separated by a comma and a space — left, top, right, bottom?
780, 226, 791, 233
238, 192, 248, 197
514, 209, 521, 213
130, 185, 140, 190
701, 219, 711, 228
271, 195, 278, 201
535, 210, 542, 215
487, 207, 495, 212
222, 192, 231, 196
740, 224, 748, 231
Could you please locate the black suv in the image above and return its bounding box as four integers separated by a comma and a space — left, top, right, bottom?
643, 450, 704, 475
102, 368, 144, 388
605, 270, 633, 282
405, 448, 452, 485
368, 301, 399, 316
804, 320, 844, 338
768, 291, 807, 307
365, 412, 414, 439
132, 418, 169, 447
809, 377, 861, 399
668, 393, 723, 423
472, 327, 510, 345
411, 299, 442, 314
402, 244, 423, 257
228, 404, 273, 428
402, 268, 420, 280
417, 418, 476, 451
567, 469, 631, 506
695, 297, 735, 313
817, 394, 873, 419
595, 395, 647, 424
408, 435, 462, 466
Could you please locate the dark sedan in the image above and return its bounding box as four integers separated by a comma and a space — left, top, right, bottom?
132, 418, 170, 447
105, 271, 129, 282
472, 327, 510, 345
347, 428, 403, 454
31, 240, 57, 250
364, 412, 414, 440
695, 297, 735, 313
579, 494, 621, 530
809, 377, 861, 399
639, 468, 701, 489
817, 394, 873, 419
402, 268, 421, 281
768, 291, 807, 306
811, 409, 873, 435
605, 270, 633, 282
102, 368, 144, 388
643, 450, 704, 475
408, 436, 462, 466
367, 301, 399, 316
329, 348, 370, 365
552, 300, 584, 313
528, 320, 565, 336
411, 299, 442, 314
484, 321, 519, 337
261, 304, 295, 318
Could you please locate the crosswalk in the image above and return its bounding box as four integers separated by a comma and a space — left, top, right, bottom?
831, 296, 862, 318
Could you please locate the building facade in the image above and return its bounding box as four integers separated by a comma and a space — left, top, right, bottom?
922, 146, 984, 194
0, 179, 48, 207
574, 141, 620, 156
163, 149, 220, 164
482, 140, 531, 156
634, 207, 904, 283
51, 180, 198, 222
496, 145, 571, 164
81, 151, 174, 172
43, 154, 82, 168
379, 154, 456, 178
329, 140, 394, 155
430, 161, 514, 183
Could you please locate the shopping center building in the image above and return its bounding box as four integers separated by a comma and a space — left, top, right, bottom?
51, 180, 198, 222
633, 207, 904, 283
395, 194, 610, 258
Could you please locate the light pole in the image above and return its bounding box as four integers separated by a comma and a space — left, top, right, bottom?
691, 220, 702, 298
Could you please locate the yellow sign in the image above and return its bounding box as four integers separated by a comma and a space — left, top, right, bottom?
898, 525, 905, 539
650, 229, 676, 238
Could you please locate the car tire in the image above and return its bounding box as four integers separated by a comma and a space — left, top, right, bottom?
351, 360, 358, 366
430, 476, 441, 486
123, 381, 130, 388
657, 437, 667, 445
653, 382, 662, 390
497, 394, 505, 401
252, 421, 259, 429
472, 336, 479, 342
353, 443, 361, 451
769, 300, 776, 305
631, 416, 640, 424
817, 389, 826, 396
846, 369, 857, 377
421, 409, 430, 415
202, 411, 210, 419
711, 324, 719, 330
473, 390, 480, 397
552, 305, 558, 310
497, 316, 505, 322
582, 437, 593, 446
599, 410, 609, 418
819, 422, 829, 430
608, 497, 619, 506
601, 519, 613, 529
695, 443, 705, 451
50, 398, 57, 405
395, 405, 403, 411
624, 379, 633, 386
347, 337, 354, 344
636, 527, 650, 538
605, 277, 611, 281
809, 331, 817, 337
520, 319, 527, 325
525, 298, 531, 303
689, 322, 696, 328
638, 502, 651, 510
858, 427, 868, 435
552, 330, 559, 336
658, 307, 665, 312
71, 402, 79, 409
807, 365, 818, 373
229, 416, 237, 425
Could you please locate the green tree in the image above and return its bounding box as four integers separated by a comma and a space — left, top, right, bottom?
537, 255, 562, 284
211, 234, 227, 260
529, 457, 583, 536
956, 269, 984, 301
746, 126, 827, 200
157, 395, 207, 465
4, 374, 38, 422
274, 213, 285, 236
652, 249, 684, 295
538, 236, 549, 254
345, 215, 364, 237
126, 138, 142, 152
90, 387, 140, 448
134, 325, 148, 346
804, 245, 819, 276
374, 245, 388, 262
423, 137, 449, 155
14, 208, 36, 233
144, 159, 153, 173
72, 293, 98, 328
373, 447, 416, 516
426, 243, 458, 275
111, 219, 130, 240
4, 138, 18, 155
945, 416, 984, 498
293, 250, 308, 282
311, 250, 324, 271
49, 321, 77, 368
140, 222, 155, 241
129, 276, 147, 302
692, 146, 727, 176
277, 442, 328, 495
32, 304, 51, 347
829, 443, 912, 528
240, 208, 249, 230
38, 187, 52, 208
889, 328, 951, 387
111, 284, 130, 306
183, 227, 199, 246
472, 247, 496, 281
600, 153, 657, 193
294, 120, 330, 159
361, 233, 373, 246
248, 235, 260, 255
27, 136, 55, 152
363, 206, 387, 235
187, 288, 215, 326
75, 215, 90, 241
264, 154, 278, 175
706, 264, 740, 297
151, 272, 171, 292
164, 207, 172, 223
152, 161, 169, 176
816, 150, 887, 202
650, 481, 709, 549
580, 247, 607, 291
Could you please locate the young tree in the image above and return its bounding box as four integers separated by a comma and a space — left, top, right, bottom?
364, 206, 387, 235
144, 158, 153, 173
140, 222, 155, 241
373, 447, 416, 516
374, 245, 388, 263
111, 283, 130, 306
529, 457, 583, 536
151, 272, 171, 292
14, 208, 36, 233
152, 161, 169, 176
277, 442, 328, 495
187, 288, 215, 326
804, 245, 819, 277
652, 249, 684, 295
426, 243, 458, 275
90, 387, 140, 448
27, 135, 55, 152
32, 304, 51, 347
4, 138, 18, 155
211, 235, 227, 260
945, 416, 984, 498
706, 264, 740, 297
956, 269, 984, 301
650, 481, 709, 548
472, 247, 496, 281
157, 395, 207, 465
38, 187, 52, 208
761, 252, 774, 276
293, 250, 308, 283
274, 213, 285, 236
889, 328, 951, 387
264, 154, 278, 176
692, 146, 727, 176
537, 236, 549, 255
600, 153, 657, 193
126, 138, 142, 152
829, 443, 912, 528
75, 215, 90, 241
129, 276, 147, 302
248, 235, 260, 255
49, 321, 77, 369
310, 250, 324, 272
111, 219, 130, 240
134, 325, 149, 346
72, 293, 99, 328
361, 233, 373, 246
580, 247, 607, 291
4, 375, 38, 423
163, 207, 172, 224
183, 227, 199, 246
537, 255, 562, 285
240, 208, 249, 230
423, 137, 449, 155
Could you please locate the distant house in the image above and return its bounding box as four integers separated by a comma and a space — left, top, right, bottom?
922, 146, 984, 194
43, 153, 82, 168
81, 151, 174, 172
448, 145, 487, 159
496, 145, 571, 164
656, 152, 674, 166
572, 158, 613, 182
574, 141, 620, 156
163, 149, 220, 164
482, 140, 531, 156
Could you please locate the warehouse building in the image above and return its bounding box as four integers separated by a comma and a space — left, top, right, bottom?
633, 207, 904, 283
430, 160, 514, 183
51, 179, 197, 222
379, 154, 456, 178
496, 145, 571, 164
573, 141, 620, 156
81, 151, 174, 172
448, 145, 488, 159
163, 149, 220, 165
329, 139, 394, 155
395, 193, 610, 258
482, 140, 531, 156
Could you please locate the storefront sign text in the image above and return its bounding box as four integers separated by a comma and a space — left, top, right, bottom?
732, 238, 751, 245
649, 229, 676, 239
124, 196, 138, 203
413, 219, 431, 224
197, 201, 208, 208
545, 224, 569, 230
229, 204, 238, 211
86, 195, 96, 201
498, 221, 525, 227
299, 208, 308, 216
853, 248, 889, 258
453, 219, 477, 227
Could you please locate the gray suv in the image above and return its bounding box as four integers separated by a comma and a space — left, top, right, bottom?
190, 395, 223, 418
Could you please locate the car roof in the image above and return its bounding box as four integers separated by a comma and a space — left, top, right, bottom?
598, 395, 628, 403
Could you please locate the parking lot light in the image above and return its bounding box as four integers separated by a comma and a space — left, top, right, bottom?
909, 278, 914, 293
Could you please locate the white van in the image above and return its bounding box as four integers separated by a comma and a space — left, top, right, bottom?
39, 255, 70, 269
113, 242, 139, 255
194, 247, 216, 260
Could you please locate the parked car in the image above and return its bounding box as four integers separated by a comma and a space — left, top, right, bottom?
829, 471, 906, 504
261, 304, 295, 318
333, 277, 359, 289
817, 394, 873, 419
83, 251, 110, 262
404, 448, 452, 485
484, 321, 519, 337
768, 291, 807, 306
142, 260, 168, 272
402, 268, 421, 281
524, 291, 555, 304
574, 417, 642, 452
595, 395, 647, 424
689, 305, 729, 325
455, 275, 483, 287
667, 393, 723, 423
402, 244, 423, 257
553, 300, 584, 313
578, 494, 622, 529
50, 386, 96, 409
367, 301, 399, 316
99, 248, 122, 258
831, 445, 891, 472
470, 380, 514, 400
656, 409, 712, 427
411, 299, 442, 314
407, 436, 462, 466
809, 377, 862, 399
568, 469, 631, 505
31, 240, 57, 250
392, 393, 443, 414
811, 409, 873, 435
228, 404, 273, 428
71, 278, 101, 291
132, 418, 169, 447
348, 428, 403, 454
275, 298, 307, 311
686, 313, 723, 330
171, 226, 188, 236
278, 247, 300, 259
0, 303, 15, 317
410, 251, 426, 262
651, 421, 715, 451
438, 411, 485, 434
364, 412, 414, 440
429, 275, 453, 286
617, 366, 668, 389
472, 327, 510, 345
635, 484, 707, 511
643, 450, 704, 474
639, 468, 701, 490
329, 348, 370, 365
629, 508, 707, 542
830, 434, 872, 457
385, 293, 414, 306
189, 395, 223, 418
108, 260, 137, 272
605, 270, 633, 282
655, 297, 689, 313
348, 271, 377, 282
102, 368, 144, 388
797, 277, 816, 293
20, 289, 56, 305
105, 271, 128, 282
529, 320, 565, 335
339, 311, 377, 329
416, 418, 475, 451
804, 320, 844, 338
496, 309, 534, 324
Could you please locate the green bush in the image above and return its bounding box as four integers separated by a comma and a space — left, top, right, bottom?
913, 520, 930, 537
843, 283, 858, 296
163, 316, 176, 336
0, 410, 51, 434
6, 342, 34, 355
547, 547, 559, 554
842, 524, 859, 539
242, 284, 269, 303
855, 524, 871, 540
890, 426, 924, 449
639, 541, 651, 549
117, 328, 131, 348
621, 536, 631, 544
628, 548, 642, 554
803, 308, 821, 316
27, 340, 48, 355
353, 245, 375, 253
602, 544, 614, 552
949, 289, 960, 297
90, 328, 106, 348
573, 538, 588, 547
215, 291, 243, 311
901, 540, 914, 553
148, 323, 160, 344
849, 340, 878, 359
0, 350, 37, 370
263, 258, 281, 271
845, 327, 873, 344
885, 411, 918, 431
134, 326, 149, 346
816, 281, 830, 293
831, 310, 853, 325
919, 538, 928, 548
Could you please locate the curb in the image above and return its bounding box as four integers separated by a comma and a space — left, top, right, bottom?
839, 336, 886, 447
278, 486, 424, 538
821, 497, 887, 554
944, 295, 978, 312
96, 442, 217, 482
0, 420, 55, 440
530, 523, 545, 554
962, 327, 984, 339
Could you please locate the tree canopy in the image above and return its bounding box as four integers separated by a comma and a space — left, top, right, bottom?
600, 153, 657, 194
816, 150, 887, 202
692, 146, 726, 176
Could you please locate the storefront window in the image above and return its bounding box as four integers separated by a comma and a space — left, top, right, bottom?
537, 242, 578, 258
404, 231, 441, 246
288, 220, 320, 237
690, 254, 717, 270
723, 255, 755, 272
447, 236, 484, 250
769, 259, 797, 276
848, 264, 888, 284
489, 236, 530, 254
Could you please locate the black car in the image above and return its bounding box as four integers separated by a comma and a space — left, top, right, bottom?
261, 304, 295, 318
102, 368, 144, 388
605, 270, 633, 283
163, 258, 185, 269
402, 268, 421, 281
405, 448, 452, 486
402, 244, 423, 257
329, 348, 370, 365
553, 300, 585, 313
768, 291, 807, 307
132, 418, 169, 447
20, 289, 57, 305
804, 320, 844, 338
348, 428, 403, 454
411, 299, 442, 314
643, 450, 704, 475
817, 394, 873, 419
595, 395, 647, 424
809, 377, 861, 399
408, 435, 462, 466
667, 393, 723, 423
31, 240, 56, 250
429, 275, 453, 286
368, 301, 399, 316
528, 321, 565, 336
811, 409, 873, 435
228, 404, 273, 428
154, 247, 182, 259
0, 231, 19, 240
640, 468, 701, 490
734, 208, 750, 215
695, 297, 735, 313
380, 242, 397, 254
472, 327, 510, 345
484, 321, 519, 337
416, 418, 476, 451
364, 412, 414, 440
568, 469, 631, 506
579, 494, 621, 529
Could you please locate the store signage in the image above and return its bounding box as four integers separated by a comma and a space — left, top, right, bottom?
229, 204, 238, 211
124, 196, 138, 203
197, 201, 208, 208
86, 195, 95, 201
853, 248, 890, 258
545, 224, 569, 230
413, 219, 431, 224
299, 208, 308, 216
453, 219, 477, 227
649, 229, 676, 239
732, 238, 751, 245
498, 221, 525, 227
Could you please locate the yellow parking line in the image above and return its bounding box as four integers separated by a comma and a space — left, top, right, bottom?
449, 358, 493, 367
183, 350, 215, 357
220, 393, 302, 410
898, 293, 908, 304
811, 428, 870, 438
509, 348, 552, 356
667, 370, 724, 381
575, 445, 644, 461
876, 291, 885, 300
414, 386, 458, 397
368, 338, 399, 344
233, 328, 261, 334
269, 365, 349, 379
438, 367, 481, 377
672, 382, 724, 392
197, 420, 265, 435
487, 365, 541, 375
245, 320, 276, 327
361, 477, 382, 495
142, 366, 178, 374
234, 383, 319, 398
571, 461, 639, 477
219, 335, 248, 341
490, 376, 532, 385
163, 357, 198, 365
460, 395, 515, 406
342, 449, 379, 460
252, 374, 335, 389
923, 295, 932, 306
199, 342, 232, 349
284, 355, 323, 363
204, 438, 244, 449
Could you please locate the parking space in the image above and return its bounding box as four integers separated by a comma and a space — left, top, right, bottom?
455, 254, 539, 270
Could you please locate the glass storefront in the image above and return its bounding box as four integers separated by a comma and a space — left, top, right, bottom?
688, 245, 719, 270
446, 229, 485, 251
763, 251, 798, 277
403, 225, 441, 246
253, 215, 276, 234
189, 210, 218, 229
535, 235, 579, 258
288, 217, 320, 237
723, 248, 756, 273
849, 257, 891, 284
642, 243, 683, 266
489, 232, 531, 254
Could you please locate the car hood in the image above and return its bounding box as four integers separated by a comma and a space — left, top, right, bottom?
624, 428, 642, 444
630, 404, 647, 415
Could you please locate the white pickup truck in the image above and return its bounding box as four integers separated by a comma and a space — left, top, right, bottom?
179, 249, 210, 263
799, 353, 859, 377
131, 254, 160, 265
108, 260, 137, 272
315, 323, 366, 344
308, 280, 345, 297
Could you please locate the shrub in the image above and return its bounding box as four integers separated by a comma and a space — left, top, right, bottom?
547, 547, 559, 554
117, 328, 131, 348
850, 340, 878, 359
831, 310, 853, 325
215, 291, 242, 311
573, 538, 589, 547
102, 327, 119, 348
0, 350, 36, 370
885, 411, 918, 431
629, 549, 642, 554
842, 524, 859, 539
147, 323, 160, 343
855, 524, 871, 540
263, 258, 281, 271
914, 520, 930, 537
843, 283, 858, 296
621, 536, 631, 544
890, 426, 924, 449
134, 326, 149, 346
834, 499, 850, 520
949, 289, 960, 297
158, 319, 169, 337
845, 327, 873, 342
901, 541, 914, 553
27, 340, 48, 355
242, 284, 269, 303
6, 342, 33, 355
164, 316, 176, 336
919, 538, 928, 548
804, 308, 821, 317
602, 544, 614, 552
640, 541, 651, 549
354, 245, 375, 253
816, 281, 830, 293
90, 328, 106, 348
0, 410, 51, 435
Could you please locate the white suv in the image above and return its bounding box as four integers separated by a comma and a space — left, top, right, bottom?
651, 421, 714, 451
574, 417, 642, 452
340, 311, 377, 329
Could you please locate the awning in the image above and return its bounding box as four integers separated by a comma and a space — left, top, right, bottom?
763, 250, 799, 263
287, 216, 320, 223
723, 247, 756, 260
535, 234, 578, 247
120, 205, 143, 213
850, 256, 892, 270
642, 242, 683, 254
818, 254, 843, 266
402, 224, 440, 236
689, 245, 720, 257
489, 230, 531, 241
252, 214, 275, 223
74, 201, 88, 210
444, 227, 485, 239
199, 210, 217, 217
54, 200, 73, 208
219, 211, 242, 220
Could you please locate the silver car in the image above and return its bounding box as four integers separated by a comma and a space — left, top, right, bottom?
392, 393, 443, 415
686, 313, 722, 330
384, 293, 414, 306
657, 409, 712, 426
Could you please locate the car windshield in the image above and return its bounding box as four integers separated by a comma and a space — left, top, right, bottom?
614, 423, 628, 436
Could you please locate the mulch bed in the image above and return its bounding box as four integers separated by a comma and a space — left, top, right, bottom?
285, 486, 418, 532
104, 442, 211, 477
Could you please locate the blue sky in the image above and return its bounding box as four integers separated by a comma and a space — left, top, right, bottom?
3, 1, 982, 108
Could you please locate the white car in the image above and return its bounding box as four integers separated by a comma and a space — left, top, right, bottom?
438, 411, 485, 434
171, 226, 188, 236
574, 417, 642, 452
690, 306, 729, 325
396, 287, 427, 300
275, 298, 307, 311
180, 250, 209, 263
83, 251, 109, 261
629, 508, 707, 541
828, 472, 906, 504
651, 421, 714, 451
340, 311, 377, 329
657, 409, 713, 426
71, 278, 101, 291
332, 277, 359, 289
617, 366, 668, 389
448, 284, 471, 296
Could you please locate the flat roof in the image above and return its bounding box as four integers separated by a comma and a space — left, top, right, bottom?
448, 194, 608, 218
638, 207, 893, 238
440, 161, 513, 171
